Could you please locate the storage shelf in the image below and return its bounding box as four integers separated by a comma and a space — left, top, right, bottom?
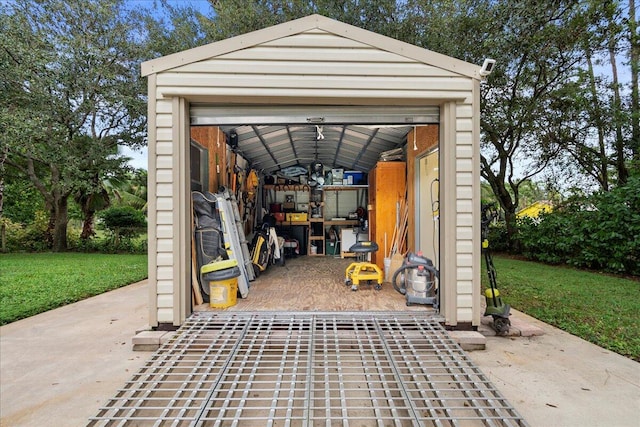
323, 185, 368, 190
275, 221, 309, 226
264, 184, 368, 191
325, 220, 359, 226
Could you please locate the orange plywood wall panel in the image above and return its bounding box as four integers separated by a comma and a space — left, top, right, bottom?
190, 126, 228, 192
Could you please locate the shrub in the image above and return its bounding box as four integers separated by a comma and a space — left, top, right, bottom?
518, 178, 640, 276
98, 206, 147, 250
486, 221, 511, 253
2, 210, 50, 252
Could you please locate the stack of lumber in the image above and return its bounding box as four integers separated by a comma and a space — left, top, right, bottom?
386, 186, 409, 274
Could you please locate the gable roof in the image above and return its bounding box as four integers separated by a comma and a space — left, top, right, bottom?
142, 14, 481, 79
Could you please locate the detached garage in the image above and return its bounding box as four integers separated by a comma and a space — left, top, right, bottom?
141, 14, 486, 330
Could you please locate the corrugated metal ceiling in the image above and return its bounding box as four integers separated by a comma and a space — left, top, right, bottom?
220, 124, 414, 173
191, 105, 439, 174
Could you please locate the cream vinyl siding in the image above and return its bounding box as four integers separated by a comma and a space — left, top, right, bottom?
155, 30, 472, 102
153, 96, 176, 324
453, 93, 479, 325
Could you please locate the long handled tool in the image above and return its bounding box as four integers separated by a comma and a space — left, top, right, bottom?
190, 199, 204, 306
481, 203, 510, 335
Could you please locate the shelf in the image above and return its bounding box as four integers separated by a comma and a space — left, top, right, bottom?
275, 219, 359, 227
325, 219, 359, 226
264, 184, 310, 191
264, 184, 368, 191
276, 221, 309, 226
323, 185, 368, 190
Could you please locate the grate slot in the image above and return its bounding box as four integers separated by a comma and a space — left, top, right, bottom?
89, 312, 529, 427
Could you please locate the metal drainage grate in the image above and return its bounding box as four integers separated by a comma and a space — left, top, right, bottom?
89, 312, 528, 426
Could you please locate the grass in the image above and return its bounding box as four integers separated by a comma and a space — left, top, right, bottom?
0, 253, 147, 325
485, 255, 640, 361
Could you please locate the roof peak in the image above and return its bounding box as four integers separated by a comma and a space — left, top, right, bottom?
142, 14, 481, 79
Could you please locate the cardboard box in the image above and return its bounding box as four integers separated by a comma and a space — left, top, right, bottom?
331, 168, 344, 181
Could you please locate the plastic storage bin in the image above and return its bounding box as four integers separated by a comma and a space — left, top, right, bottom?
286, 212, 308, 222
200, 259, 240, 308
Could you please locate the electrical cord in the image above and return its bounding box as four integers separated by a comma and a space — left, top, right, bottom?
430, 178, 439, 268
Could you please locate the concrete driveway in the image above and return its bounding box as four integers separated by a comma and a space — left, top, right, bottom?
1, 280, 638, 426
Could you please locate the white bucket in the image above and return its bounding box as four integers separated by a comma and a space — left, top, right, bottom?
383, 257, 391, 282
310, 245, 318, 255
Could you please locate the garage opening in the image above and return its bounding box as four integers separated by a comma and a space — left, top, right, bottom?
188, 105, 441, 315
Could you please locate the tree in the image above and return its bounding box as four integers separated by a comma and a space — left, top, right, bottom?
628, 0, 639, 165
99, 205, 147, 248
475, 2, 595, 249
104, 168, 148, 211
201, 0, 402, 41
539, 1, 638, 192
1, 0, 148, 251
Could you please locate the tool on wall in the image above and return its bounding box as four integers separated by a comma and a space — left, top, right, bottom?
481, 203, 511, 335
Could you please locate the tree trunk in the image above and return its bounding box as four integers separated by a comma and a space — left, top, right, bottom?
0, 144, 6, 220
609, 30, 629, 184
586, 49, 609, 190
80, 213, 95, 240
503, 209, 519, 252
481, 153, 518, 251
51, 194, 69, 252
629, 0, 639, 162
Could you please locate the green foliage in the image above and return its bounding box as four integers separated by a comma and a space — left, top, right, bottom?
2, 178, 44, 224
204, 0, 401, 42
1, 210, 50, 252
70, 234, 148, 254
100, 206, 146, 232
518, 178, 640, 275
486, 222, 511, 253
0, 253, 147, 325
485, 256, 640, 361
99, 206, 147, 250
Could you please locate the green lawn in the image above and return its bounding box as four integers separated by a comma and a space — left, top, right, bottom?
486, 255, 640, 361
0, 253, 147, 325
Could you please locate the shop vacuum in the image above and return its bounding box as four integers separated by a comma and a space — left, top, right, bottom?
391, 251, 439, 308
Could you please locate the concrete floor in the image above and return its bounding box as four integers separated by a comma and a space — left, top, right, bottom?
1, 280, 638, 427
